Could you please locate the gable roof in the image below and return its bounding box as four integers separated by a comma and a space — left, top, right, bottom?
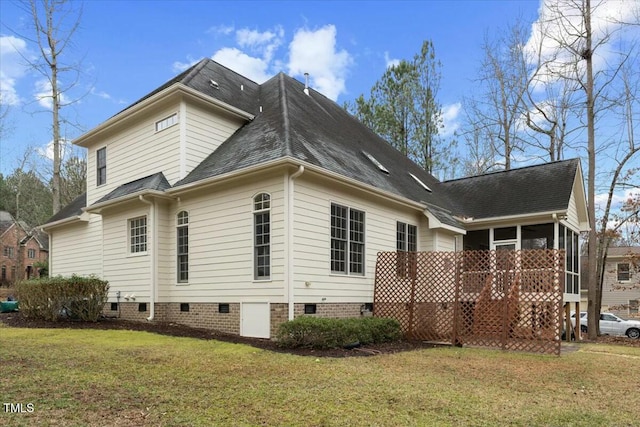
441, 159, 580, 220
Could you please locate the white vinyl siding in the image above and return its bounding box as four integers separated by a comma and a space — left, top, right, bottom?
184, 103, 245, 176
86, 105, 182, 206
49, 216, 103, 277
103, 205, 151, 299
157, 174, 284, 303
293, 175, 427, 302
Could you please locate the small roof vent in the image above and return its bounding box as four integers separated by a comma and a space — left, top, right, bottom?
303, 72, 310, 96
363, 151, 389, 174
409, 173, 432, 192
210, 80, 219, 90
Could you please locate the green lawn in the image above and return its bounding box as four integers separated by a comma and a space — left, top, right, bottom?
1, 325, 638, 426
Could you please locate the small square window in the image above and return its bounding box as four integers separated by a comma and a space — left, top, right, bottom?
138, 303, 147, 312
111, 303, 118, 311
304, 304, 317, 314
219, 303, 230, 314
180, 303, 190, 312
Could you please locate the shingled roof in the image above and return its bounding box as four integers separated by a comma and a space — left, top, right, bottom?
173, 67, 459, 227
93, 172, 171, 206
441, 159, 580, 220
46, 193, 87, 224
48, 58, 584, 230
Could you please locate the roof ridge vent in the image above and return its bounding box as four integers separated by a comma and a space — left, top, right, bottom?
409, 173, 432, 192
363, 151, 389, 174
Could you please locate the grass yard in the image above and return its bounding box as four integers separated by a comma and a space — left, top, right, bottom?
1, 324, 639, 426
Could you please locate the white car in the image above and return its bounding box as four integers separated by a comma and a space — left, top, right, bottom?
571, 311, 640, 339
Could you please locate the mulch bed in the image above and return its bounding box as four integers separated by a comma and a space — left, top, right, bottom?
0, 311, 440, 357
2, 311, 637, 357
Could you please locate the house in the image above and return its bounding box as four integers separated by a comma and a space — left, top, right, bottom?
41, 59, 589, 338
586, 247, 640, 318
1, 211, 49, 284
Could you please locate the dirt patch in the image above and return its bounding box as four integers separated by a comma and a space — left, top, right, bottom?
0, 311, 441, 357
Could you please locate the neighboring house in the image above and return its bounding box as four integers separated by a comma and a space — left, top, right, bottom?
1, 211, 49, 284
41, 59, 589, 338
600, 247, 639, 318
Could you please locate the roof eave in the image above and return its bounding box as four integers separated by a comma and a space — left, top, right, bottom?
423, 210, 466, 234
41, 214, 88, 231
169, 156, 431, 212
74, 83, 255, 147
460, 210, 569, 228
85, 189, 174, 214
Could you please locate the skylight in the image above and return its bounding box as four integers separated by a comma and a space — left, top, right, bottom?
409, 173, 432, 192
363, 151, 389, 174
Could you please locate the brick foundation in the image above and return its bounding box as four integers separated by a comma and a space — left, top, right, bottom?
104, 302, 369, 339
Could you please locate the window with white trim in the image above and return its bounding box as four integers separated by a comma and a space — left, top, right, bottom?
331, 203, 365, 275
617, 263, 630, 282
129, 216, 147, 253
155, 113, 178, 132
254, 193, 270, 280
177, 211, 189, 283
97, 147, 107, 186
28, 249, 36, 259
396, 222, 417, 277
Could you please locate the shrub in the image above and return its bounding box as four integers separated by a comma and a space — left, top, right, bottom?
16, 275, 109, 322
276, 316, 401, 349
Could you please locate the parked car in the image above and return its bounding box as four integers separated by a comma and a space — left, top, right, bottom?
571, 311, 640, 339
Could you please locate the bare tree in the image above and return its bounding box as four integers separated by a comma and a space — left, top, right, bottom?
12, 0, 84, 214
530, 0, 638, 338
464, 21, 530, 171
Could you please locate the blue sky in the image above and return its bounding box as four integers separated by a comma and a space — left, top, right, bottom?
0, 0, 638, 226
0, 0, 541, 174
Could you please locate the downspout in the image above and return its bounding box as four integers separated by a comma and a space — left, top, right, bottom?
139, 195, 156, 321
288, 165, 304, 320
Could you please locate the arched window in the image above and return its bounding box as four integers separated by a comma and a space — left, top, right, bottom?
253, 193, 270, 280
177, 211, 189, 283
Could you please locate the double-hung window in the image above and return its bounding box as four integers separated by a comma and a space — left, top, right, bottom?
28, 249, 36, 259
617, 263, 630, 282
254, 193, 270, 280
331, 203, 365, 275
129, 216, 147, 254
396, 222, 417, 277
177, 211, 189, 283
97, 147, 107, 186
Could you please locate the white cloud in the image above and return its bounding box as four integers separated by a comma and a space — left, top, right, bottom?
236, 26, 284, 62
172, 57, 200, 73
288, 25, 353, 101
90, 87, 111, 100
441, 102, 461, 137
0, 35, 29, 106
207, 24, 234, 36
36, 138, 73, 161
212, 47, 271, 83
525, 0, 638, 88
384, 51, 400, 69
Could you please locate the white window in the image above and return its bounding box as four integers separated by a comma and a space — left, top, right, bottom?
331, 203, 365, 275
97, 147, 107, 186
177, 211, 189, 283
129, 217, 147, 253
617, 263, 630, 282
254, 193, 271, 280
396, 222, 417, 252
28, 249, 36, 259
155, 113, 178, 132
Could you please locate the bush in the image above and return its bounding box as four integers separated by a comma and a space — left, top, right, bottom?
276, 316, 402, 349
16, 275, 109, 322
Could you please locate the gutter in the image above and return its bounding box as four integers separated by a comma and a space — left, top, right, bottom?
287, 165, 304, 321
138, 195, 157, 321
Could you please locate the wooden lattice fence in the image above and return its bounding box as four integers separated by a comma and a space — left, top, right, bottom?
373, 249, 565, 355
